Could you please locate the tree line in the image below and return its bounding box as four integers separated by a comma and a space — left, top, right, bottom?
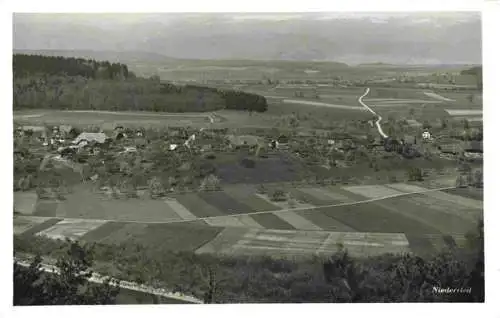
13, 54, 268, 113
13, 54, 132, 80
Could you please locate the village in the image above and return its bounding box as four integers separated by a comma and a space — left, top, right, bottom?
13, 115, 483, 205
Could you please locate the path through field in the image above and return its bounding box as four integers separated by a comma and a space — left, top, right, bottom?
282, 99, 365, 110
423, 91, 456, 102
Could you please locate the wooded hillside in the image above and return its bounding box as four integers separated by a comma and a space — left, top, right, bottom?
13, 54, 268, 113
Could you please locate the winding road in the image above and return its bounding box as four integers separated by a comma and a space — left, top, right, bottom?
358, 88, 388, 139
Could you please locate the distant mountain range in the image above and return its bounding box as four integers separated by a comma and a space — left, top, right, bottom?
13, 13, 482, 65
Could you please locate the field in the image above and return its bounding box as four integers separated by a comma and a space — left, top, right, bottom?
13, 109, 214, 129
357, 87, 483, 125
14, 181, 483, 259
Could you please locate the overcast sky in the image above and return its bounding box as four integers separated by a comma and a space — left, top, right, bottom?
13, 12, 482, 64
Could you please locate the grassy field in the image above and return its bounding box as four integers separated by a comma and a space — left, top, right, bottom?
13, 215, 53, 234
171, 193, 225, 218
56, 186, 184, 222
17, 218, 63, 237
13, 109, 212, 129
81, 221, 223, 251
443, 187, 483, 200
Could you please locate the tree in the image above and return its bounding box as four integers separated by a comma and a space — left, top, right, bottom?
14, 241, 120, 305
407, 167, 423, 181
270, 189, 287, 202
463, 119, 470, 130
199, 174, 221, 191
473, 170, 483, 188
440, 118, 448, 129
422, 120, 432, 129
148, 176, 165, 198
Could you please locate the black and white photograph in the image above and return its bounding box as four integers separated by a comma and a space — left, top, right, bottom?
2, 1, 498, 315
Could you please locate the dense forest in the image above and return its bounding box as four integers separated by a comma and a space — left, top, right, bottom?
13, 54, 132, 80
12, 54, 268, 113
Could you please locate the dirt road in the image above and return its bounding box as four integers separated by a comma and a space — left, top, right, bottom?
358, 88, 388, 139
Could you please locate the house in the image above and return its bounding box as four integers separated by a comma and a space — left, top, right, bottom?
169, 144, 179, 151
464, 141, 483, 154
227, 135, 262, 148
335, 139, 356, 152
438, 143, 463, 155
277, 135, 289, 144
118, 146, 137, 155
200, 144, 213, 153
270, 140, 279, 149
73, 132, 109, 145
184, 133, 197, 148
422, 130, 432, 141
135, 129, 144, 137
19, 125, 48, 137
402, 135, 417, 145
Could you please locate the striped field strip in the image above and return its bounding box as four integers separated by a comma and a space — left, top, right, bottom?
300, 187, 354, 203
273, 211, 323, 231
164, 199, 197, 221
235, 215, 264, 229
204, 215, 246, 227
36, 219, 109, 240
385, 183, 429, 193
253, 193, 320, 230
13, 216, 51, 234
195, 228, 413, 258
343, 185, 405, 199
444, 109, 483, 116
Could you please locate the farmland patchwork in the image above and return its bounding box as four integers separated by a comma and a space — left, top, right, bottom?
13, 182, 482, 257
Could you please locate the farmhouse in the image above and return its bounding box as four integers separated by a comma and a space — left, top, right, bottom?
73, 132, 109, 145
18, 125, 48, 137
438, 143, 463, 155
422, 130, 432, 141
401, 135, 417, 145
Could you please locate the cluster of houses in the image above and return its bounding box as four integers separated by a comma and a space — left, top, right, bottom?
14, 124, 149, 158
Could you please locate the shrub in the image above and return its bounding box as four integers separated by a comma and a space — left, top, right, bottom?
270, 189, 287, 202
256, 184, 267, 194
407, 167, 424, 181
